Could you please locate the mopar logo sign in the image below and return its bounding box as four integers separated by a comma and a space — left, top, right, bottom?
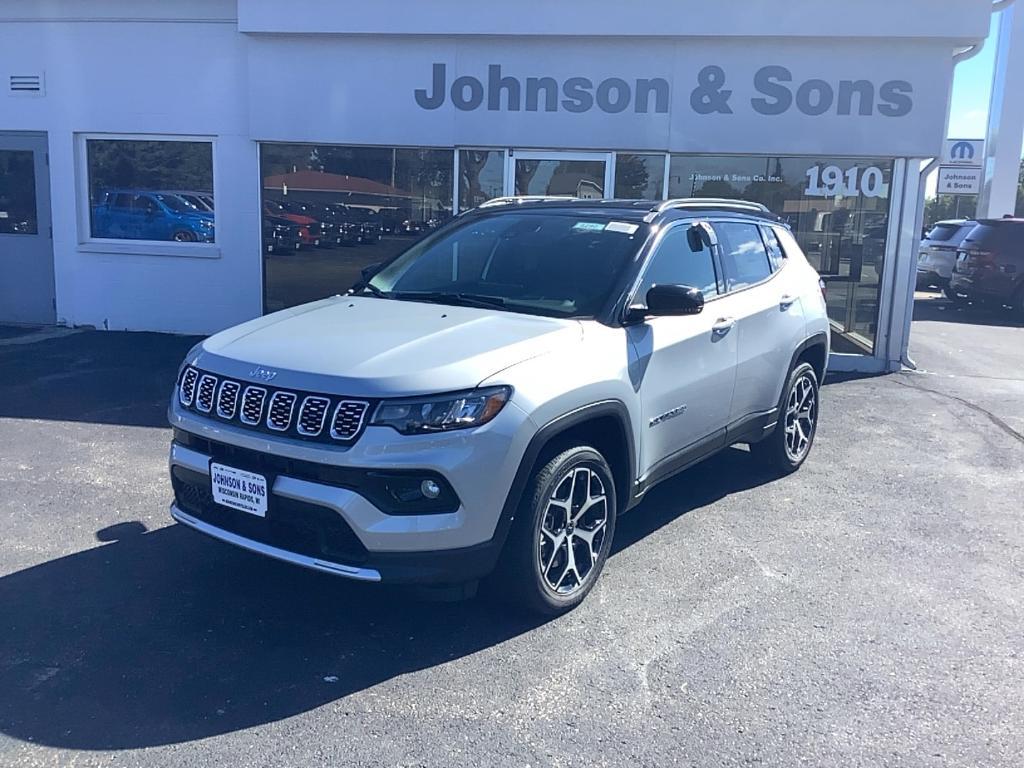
950, 141, 975, 161
944, 138, 985, 166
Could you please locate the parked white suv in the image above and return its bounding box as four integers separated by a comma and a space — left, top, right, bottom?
169, 198, 829, 614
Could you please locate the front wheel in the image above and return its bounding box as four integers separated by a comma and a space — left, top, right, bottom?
495, 446, 617, 615
752, 362, 820, 474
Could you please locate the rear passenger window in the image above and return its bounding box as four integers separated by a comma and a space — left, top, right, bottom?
715, 222, 772, 290
761, 226, 786, 271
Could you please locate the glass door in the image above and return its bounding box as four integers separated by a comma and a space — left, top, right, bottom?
505, 151, 612, 199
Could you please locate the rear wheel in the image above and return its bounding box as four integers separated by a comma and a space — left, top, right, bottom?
944, 285, 967, 304
495, 446, 616, 615
752, 362, 819, 474
172, 230, 196, 243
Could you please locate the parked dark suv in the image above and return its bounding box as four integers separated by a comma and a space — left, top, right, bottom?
949, 218, 1024, 313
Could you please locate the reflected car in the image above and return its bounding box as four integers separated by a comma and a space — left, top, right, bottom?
263, 214, 302, 253
165, 190, 214, 213
92, 190, 215, 242
917, 219, 976, 295
343, 206, 384, 243
263, 200, 319, 247
949, 218, 1024, 312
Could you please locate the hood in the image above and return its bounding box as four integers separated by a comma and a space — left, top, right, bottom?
194, 296, 582, 396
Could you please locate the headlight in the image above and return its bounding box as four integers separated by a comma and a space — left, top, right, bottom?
371, 386, 511, 435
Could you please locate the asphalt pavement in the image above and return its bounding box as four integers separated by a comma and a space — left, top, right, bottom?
0, 300, 1021, 767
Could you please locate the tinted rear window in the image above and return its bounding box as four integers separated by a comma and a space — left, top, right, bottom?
962, 222, 1023, 252
926, 224, 961, 242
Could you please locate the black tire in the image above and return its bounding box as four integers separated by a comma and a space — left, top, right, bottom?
494, 446, 617, 616
172, 230, 196, 243
751, 362, 820, 475
944, 285, 967, 304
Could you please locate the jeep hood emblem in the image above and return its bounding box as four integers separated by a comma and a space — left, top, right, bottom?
249, 366, 278, 382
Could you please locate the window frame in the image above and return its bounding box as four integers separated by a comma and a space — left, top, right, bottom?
760, 224, 789, 273
75, 132, 219, 258
624, 219, 724, 312
710, 218, 778, 295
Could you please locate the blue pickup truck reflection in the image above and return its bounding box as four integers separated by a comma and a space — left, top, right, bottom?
91, 190, 215, 242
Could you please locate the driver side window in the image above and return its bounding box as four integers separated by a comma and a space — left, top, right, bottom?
636, 225, 720, 305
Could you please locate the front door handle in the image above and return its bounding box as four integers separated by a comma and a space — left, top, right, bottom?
780, 294, 797, 310
711, 317, 736, 335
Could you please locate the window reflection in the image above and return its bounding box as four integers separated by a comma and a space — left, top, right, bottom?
614, 153, 665, 199
86, 139, 214, 243
459, 149, 505, 211
261, 143, 454, 313
0, 150, 37, 235
669, 155, 894, 355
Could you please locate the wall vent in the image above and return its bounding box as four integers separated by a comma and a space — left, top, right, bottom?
9, 74, 44, 96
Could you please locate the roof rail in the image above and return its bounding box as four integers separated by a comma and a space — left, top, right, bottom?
478, 195, 579, 208
655, 198, 771, 215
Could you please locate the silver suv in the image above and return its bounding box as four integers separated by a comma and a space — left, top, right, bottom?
169, 198, 829, 614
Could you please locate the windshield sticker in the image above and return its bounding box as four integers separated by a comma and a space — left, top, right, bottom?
606, 221, 640, 235
572, 222, 606, 232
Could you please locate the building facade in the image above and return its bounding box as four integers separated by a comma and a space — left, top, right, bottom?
0, 0, 997, 371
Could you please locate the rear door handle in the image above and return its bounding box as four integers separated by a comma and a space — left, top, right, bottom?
711, 317, 736, 334
780, 294, 797, 310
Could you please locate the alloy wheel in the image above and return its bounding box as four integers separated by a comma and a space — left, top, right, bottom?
538, 466, 609, 596
784, 373, 817, 461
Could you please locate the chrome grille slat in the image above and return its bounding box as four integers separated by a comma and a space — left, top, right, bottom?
196, 374, 218, 413
216, 380, 241, 419
266, 391, 297, 432
297, 396, 331, 436
240, 386, 267, 425
331, 400, 370, 440
179, 366, 199, 406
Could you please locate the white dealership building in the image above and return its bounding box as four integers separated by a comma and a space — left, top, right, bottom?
0, 0, 1010, 371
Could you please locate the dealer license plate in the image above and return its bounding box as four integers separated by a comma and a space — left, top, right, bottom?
210, 462, 268, 517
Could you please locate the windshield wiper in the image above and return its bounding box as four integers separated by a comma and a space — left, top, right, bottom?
391, 291, 509, 310
355, 283, 388, 298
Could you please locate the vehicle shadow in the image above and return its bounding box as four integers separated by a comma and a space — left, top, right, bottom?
0, 329, 202, 428
913, 293, 1023, 328
0, 448, 774, 750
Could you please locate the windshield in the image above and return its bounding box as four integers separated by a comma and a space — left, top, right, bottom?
366, 212, 647, 318
155, 194, 194, 213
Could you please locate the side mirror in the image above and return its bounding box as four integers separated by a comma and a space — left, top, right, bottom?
646, 284, 705, 316
687, 223, 711, 253
360, 262, 382, 281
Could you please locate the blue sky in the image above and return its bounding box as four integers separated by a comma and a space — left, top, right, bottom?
947, 13, 1000, 140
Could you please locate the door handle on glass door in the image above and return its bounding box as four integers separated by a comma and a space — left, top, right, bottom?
780, 294, 797, 310
711, 317, 736, 334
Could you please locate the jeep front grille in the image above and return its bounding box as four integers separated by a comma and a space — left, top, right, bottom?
297, 396, 331, 436
240, 386, 267, 426
267, 392, 297, 431
217, 380, 240, 419
331, 400, 369, 440
179, 367, 199, 406
196, 374, 217, 413
176, 366, 373, 444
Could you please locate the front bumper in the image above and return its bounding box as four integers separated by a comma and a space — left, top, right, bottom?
167, 398, 533, 584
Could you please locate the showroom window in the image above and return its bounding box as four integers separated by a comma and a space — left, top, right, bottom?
459, 149, 505, 211
614, 153, 667, 199
668, 155, 895, 355
260, 143, 454, 313
83, 137, 215, 244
